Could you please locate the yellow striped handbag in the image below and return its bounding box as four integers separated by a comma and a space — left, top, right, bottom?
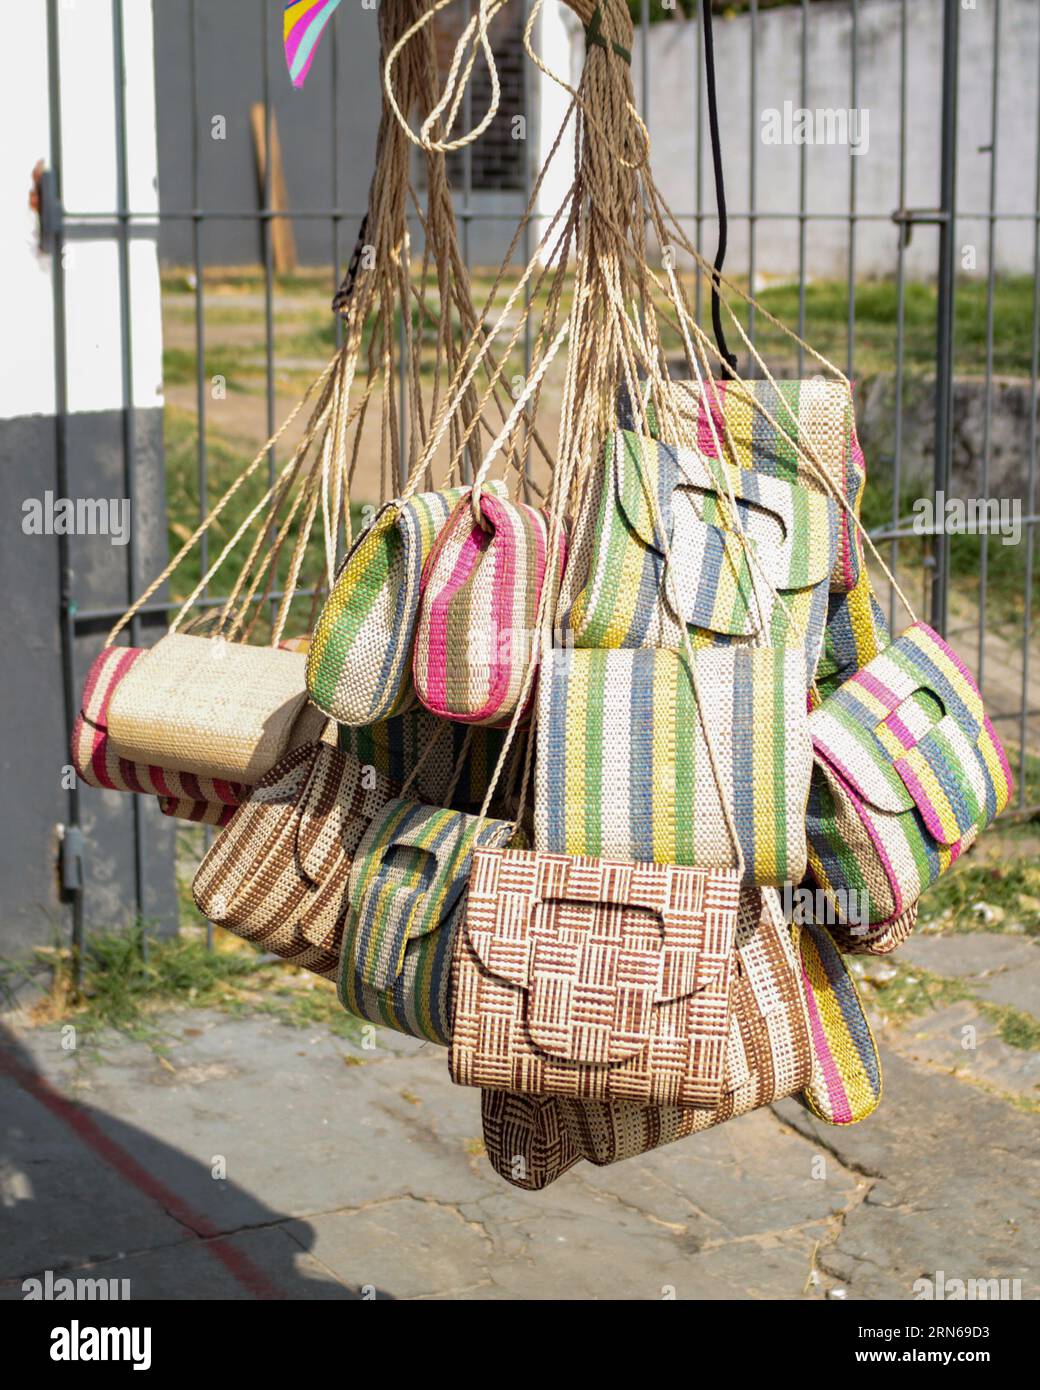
619, 376, 865, 593
557, 429, 838, 685
535, 645, 812, 888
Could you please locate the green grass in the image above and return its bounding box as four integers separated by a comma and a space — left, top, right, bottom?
916, 857, 1040, 938
25, 922, 365, 1052
705, 275, 1038, 379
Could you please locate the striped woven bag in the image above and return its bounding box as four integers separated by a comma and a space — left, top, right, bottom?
619, 377, 865, 593
339, 711, 508, 813
306, 484, 506, 727
339, 798, 516, 1044
558, 430, 837, 685
192, 740, 397, 980
158, 797, 236, 827
799, 922, 882, 1124
804, 573, 920, 955
813, 569, 892, 706
806, 622, 1013, 928
450, 847, 743, 1108
480, 885, 815, 1187
413, 491, 567, 726
535, 645, 812, 888
72, 646, 251, 805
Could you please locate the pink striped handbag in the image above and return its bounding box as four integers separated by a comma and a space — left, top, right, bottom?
412, 491, 566, 727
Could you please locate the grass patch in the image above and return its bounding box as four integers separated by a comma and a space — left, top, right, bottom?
24, 923, 364, 1052
916, 855, 1040, 937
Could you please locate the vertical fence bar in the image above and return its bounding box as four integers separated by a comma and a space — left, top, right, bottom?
47, 0, 85, 980
932, 0, 960, 637
111, 0, 146, 936
1020, 20, 1040, 804
522, 0, 532, 504
261, 0, 277, 535
890, 0, 909, 634
331, 18, 344, 355
846, 0, 858, 379
796, 0, 808, 378
977, 0, 1001, 689
189, 0, 215, 949
747, 0, 758, 356
695, 1, 704, 325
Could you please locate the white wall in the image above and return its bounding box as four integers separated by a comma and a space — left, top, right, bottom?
628, 0, 1039, 281
0, 0, 163, 422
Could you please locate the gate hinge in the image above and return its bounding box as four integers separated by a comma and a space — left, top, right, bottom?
35, 165, 64, 253
59, 824, 86, 892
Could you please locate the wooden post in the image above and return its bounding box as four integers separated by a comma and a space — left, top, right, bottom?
250, 102, 298, 276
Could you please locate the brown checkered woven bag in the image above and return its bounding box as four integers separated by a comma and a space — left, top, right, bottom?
192, 738, 397, 979
480, 887, 813, 1187
450, 847, 742, 1108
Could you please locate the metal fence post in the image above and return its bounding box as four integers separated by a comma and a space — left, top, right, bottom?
932, 0, 960, 637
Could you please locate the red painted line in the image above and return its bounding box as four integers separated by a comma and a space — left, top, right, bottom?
0, 1046, 284, 1300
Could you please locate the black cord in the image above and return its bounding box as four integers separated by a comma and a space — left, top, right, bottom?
701, 2, 737, 376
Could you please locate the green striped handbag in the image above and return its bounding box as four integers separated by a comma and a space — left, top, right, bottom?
339, 710, 508, 814
557, 430, 838, 685
307, 484, 505, 727
534, 645, 812, 888
339, 797, 516, 1044
619, 376, 865, 593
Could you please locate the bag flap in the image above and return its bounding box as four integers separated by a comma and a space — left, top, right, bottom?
347, 800, 511, 993
811, 623, 988, 827
610, 430, 836, 636
464, 851, 740, 1065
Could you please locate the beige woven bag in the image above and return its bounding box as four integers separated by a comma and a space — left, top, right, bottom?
105, 634, 309, 784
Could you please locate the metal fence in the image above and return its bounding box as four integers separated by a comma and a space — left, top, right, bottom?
43, 0, 1040, 952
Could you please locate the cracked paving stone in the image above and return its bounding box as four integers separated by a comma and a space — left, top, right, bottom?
5, 1008, 1037, 1300
882, 998, 1040, 1099
774, 1052, 1039, 1300
897, 933, 1040, 1018
283, 1198, 494, 1299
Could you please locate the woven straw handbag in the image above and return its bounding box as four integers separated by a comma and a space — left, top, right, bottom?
480, 885, 814, 1187
450, 847, 743, 1108
557, 430, 837, 685
619, 377, 866, 594
799, 921, 883, 1124
413, 490, 567, 727
158, 797, 236, 828
814, 569, 892, 706
72, 646, 252, 805
480, 897, 883, 1189
306, 484, 506, 727
105, 633, 309, 784
806, 622, 1013, 928
339, 711, 510, 814
339, 798, 516, 1044
192, 736, 397, 980
535, 645, 812, 888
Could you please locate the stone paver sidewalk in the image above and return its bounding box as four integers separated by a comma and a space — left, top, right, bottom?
1, 931, 1037, 1301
